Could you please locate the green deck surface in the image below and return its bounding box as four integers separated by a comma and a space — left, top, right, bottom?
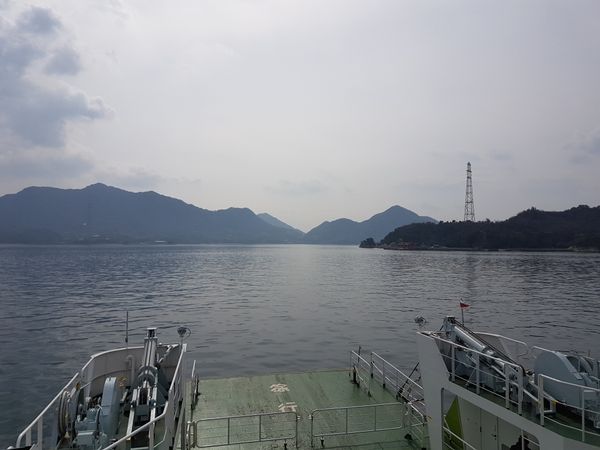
178, 369, 427, 450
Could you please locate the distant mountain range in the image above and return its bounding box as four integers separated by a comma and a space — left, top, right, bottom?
0, 184, 435, 245
0, 184, 302, 244
303, 206, 437, 245
257, 213, 303, 234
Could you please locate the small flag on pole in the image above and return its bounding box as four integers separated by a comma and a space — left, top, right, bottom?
459, 300, 469, 324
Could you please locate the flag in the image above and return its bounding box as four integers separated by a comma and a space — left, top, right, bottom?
459, 301, 470, 309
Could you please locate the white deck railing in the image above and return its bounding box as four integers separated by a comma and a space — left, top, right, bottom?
430, 333, 600, 445
538, 373, 600, 443
16, 345, 145, 449
16, 372, 81, 449
187, 411, 298, 448
430, 334, 526, 414
348, 350, 427, 447
310, 402, 405, 447
101, 344, 186, 450
349, 350, 423, 402
16, 344, 185, 450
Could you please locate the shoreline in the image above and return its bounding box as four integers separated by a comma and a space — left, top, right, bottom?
364, 245, 600, 253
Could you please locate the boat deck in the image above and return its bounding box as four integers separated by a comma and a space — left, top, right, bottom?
177, 369, 427, 449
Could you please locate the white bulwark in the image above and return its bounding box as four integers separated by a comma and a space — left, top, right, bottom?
417, 316, 600, 449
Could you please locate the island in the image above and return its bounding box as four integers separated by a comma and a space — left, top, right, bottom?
361, 205, 600, 252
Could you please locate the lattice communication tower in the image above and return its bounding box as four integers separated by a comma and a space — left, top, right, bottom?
464, 162, 475, 222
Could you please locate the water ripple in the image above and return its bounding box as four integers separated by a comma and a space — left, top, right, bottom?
0, 245, 599, 445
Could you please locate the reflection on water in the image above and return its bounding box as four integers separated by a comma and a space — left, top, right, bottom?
0, 245, 599, 445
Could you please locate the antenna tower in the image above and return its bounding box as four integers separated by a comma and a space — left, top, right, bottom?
464, 162, 475, 222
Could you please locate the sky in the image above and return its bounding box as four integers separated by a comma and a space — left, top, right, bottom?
1, 0, 599, 231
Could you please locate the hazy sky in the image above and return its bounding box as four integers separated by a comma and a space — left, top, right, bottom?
1, 1, 599, 230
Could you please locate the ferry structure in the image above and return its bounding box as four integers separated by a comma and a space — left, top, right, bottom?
11, 318, 600, 450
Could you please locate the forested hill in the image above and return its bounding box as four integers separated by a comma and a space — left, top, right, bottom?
380, 205, 600, 250
0, 183, 304, 244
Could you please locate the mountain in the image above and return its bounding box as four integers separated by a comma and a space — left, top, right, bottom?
0, 183, 303, 244
257, 213, 303, 234
303, 205, 437, 245
380, 205, 600, 250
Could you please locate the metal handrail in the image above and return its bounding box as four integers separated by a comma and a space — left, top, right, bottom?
16, 372, 80, 448
16, 345, 150, 449
14, 342, 182, 450
371, 352, 423, 400
189, 411, 298, 448
539, 373, 600, 394
310, 402, 409, 447
100, 343, 186, 450
190, 359, 200, 411
351, 349, 425, 430
431, 334, 525, 374
430, 333, 526, 413
350, 351, 373, 394
538, 373, 600, 442
475, 332, 530, 359
442, 426, 478, 450
97, 344, 186, 450
438, 348, 527, 414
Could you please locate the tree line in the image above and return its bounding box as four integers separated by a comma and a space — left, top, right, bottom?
373, 205, 600, 250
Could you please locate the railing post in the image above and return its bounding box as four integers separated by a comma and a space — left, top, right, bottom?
259, 414, 262, 442
370, 353, 374, 378
26, 429, 31, 446
149, 421, 155, 450
227, 417, 231, 445
193, 421, 198, 448
451, 345, 456, 382
374, 405, 377, 431
538, 375, 544, 426
581, 389, 586, 442
382, 362, 386, 388
475, 353, 480, 394
517, 367, 523, 415
504, 365, 510, 409
37, 416, 43, 450
296, 414, 299, 448
345, 408, 349, 434
310, 413, 314, 448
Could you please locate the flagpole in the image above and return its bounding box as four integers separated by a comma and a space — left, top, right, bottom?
460, 299, 466, 325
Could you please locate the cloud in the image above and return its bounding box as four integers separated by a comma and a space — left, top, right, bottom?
0, 148, 94, 179
579, 128, 600, 156
490, 151, 513, 162
17, 6, 61, 35
45, 46, 81, 75
266, 179, 328, 196
0, 28, 42, 74
2, 87, 110, 148
94, 167, 165, 191
93, 0, 129, 20
0, 5, 111, 149
568, 127, 600, 164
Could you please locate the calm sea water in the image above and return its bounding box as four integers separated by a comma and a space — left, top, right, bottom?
1, 245, 599, 445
